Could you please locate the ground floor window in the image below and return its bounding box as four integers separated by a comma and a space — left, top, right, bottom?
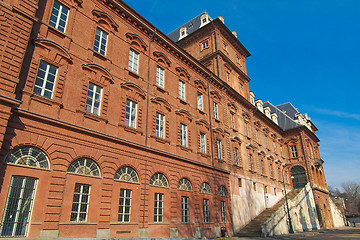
154, 193, 163, 222
181, 196, 189, 223
71, 183, 90, 222
203, 199, 209, 222
118, 189, 132, 222
1, 176, 37, 237
221, 201, 226, 222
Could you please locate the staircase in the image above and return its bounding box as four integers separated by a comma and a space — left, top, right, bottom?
235, 188, 302, 237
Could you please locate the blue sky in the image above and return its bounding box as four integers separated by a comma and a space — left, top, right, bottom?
124, 0, 360, 188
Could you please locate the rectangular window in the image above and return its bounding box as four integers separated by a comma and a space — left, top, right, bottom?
180, 123, 187, 147
261, 160, 265, 175
253, 182, 257, 191
213, 102, 218, 119
234, 147, 239, 165
264, 186, 268, 194
154, 193, 163, 222
203, 199, 209, 223
33, 60, 58, 99
71, 183, 90, 222
179, 80, 185, 100
291, 145, 298, 158
273, 141, 276, 153
270, 164, 274, 178
0, 176, 37, 237
216, 140, 222, 159
245, 122, 249, 136
197, 93, 203, 111
200, 133, 206, 154
156, 66, 165, 88
49, 1, 69, 32
128, 49, 139, 73
265, 135, 268, 148
278, 167, 281, 181
181, 196, 189, 223
156, 113, 165, 138
125, 99, 137, 128
85, 83, 102, 115
221, 201, 226, 222
238, 178, 242, 187
230, 113, 235, 128
118, 189, 132, 222
256, 130, 259, 143
202, 41, 209, 49
249, 154, 253, 171
226, 71, 230, 81
94, 28, 108, 55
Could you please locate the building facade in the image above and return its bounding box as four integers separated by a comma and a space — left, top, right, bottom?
0, 0, 332, 238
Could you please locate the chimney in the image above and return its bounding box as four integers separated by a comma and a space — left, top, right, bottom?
218, 16, 225, 23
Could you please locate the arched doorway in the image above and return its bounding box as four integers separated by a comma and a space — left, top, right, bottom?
291, 166, 307, 189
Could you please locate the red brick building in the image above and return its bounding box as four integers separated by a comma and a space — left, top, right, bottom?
0, 0, 333, 238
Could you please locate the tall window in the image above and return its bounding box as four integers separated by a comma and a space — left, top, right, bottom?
245, 122, 249, 136
249, 154, 253, 171
49, 1, 69, 32
33, 60, 58, 99
118, 189, 132, 222
71, 183, 90, 222
270, 164, 274, 178
156, 66, 165, 88
256, 130, 259, 143
181, 196, 189, 223
265, 135, 268, 148
154, 193, 163, 222
234, 147, 239, 165
156, 113, 165, 138
261, 160, 265, 175
180, 123, 187, 147
0, 176, 37, 237
197, 93, 203, 111
200, 133, 206, 154
221, 201, 226, 222
230, 113, 235, 128
125, 99, 137, 128
213, 102, 218, 119
203, 199, 209, 222
86, 83, 102, 115
216, 140, 222, 159
291, 145, 298, 158
202, 41, 209, 49
128, 49, 139, 73
226, 71, 230, 81
179, 80, 185, 100
93, 28, 108, 55
273, 141, 277, 152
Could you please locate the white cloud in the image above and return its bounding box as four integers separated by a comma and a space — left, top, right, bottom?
310, 107, 360, 121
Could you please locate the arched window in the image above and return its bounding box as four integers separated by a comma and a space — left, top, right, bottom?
4, 146, 49, 169
67, 158, 100, 177
150, 173, 168, 188
177, 178, 192, 191
218, 185, 227, 197
291, 165, 307, 189
114, 166, 139, 183
199, 182, 212, 194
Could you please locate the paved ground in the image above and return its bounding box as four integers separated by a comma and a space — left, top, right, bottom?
233, 226, 360, 240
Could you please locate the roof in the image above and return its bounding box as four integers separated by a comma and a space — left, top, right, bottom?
167, 12, 212, 42
263, 102, 302, 131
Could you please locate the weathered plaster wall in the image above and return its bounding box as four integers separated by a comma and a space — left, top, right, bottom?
262, 184, 320, 237
329, 198, 346, 228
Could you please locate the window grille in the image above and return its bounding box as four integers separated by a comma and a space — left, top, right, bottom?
114, 166, 139, 183
49, 1, 69, 32
154, 193, 163, 222
33, 60, 58, 99
118, 189, 132, 222
70, 183, 90, 222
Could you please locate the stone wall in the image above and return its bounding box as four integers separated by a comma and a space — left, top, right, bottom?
329, 198, 346, 228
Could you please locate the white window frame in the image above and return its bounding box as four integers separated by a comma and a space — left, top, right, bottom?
230, 113, 235, 128
125, 99, 137, 128
156, 66, 165, 88
179, 80, 186, 100
154, 193, 163, 223
71, 183, 90, 222
156, 113, 165, 139
202, 41, 209, 49
203, 199, 209, 223
85, 83, 102, 115
200, 133, 206, 154
221, 201, 226, 222
226, 71, 230, 82
33, 60, 58, 99
0, 176, 37, 237
216, 140, 222, 159
49, 1, 69, 32
234, 147, 239, 165
118, 189, 132, 222
213, 102, 218, 119
93, 28, 108, 55
197, 93, 203, 111
128, 49, 139, 73
249, 154, 253, 171
291, 145, 298, 158
181, 196, 189, 223
180, 123, 187, 147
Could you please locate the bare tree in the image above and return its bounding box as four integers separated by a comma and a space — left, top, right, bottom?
341, 182, 360, 215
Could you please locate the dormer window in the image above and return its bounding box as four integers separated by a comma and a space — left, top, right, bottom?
200, 13, 210, 27
223, 43, 228, 51
202, 41, 209, 50
179, 27, 187, 40
255, 99, 264, 113
264, 107, 271, 118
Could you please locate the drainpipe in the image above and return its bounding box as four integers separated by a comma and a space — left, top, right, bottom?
207, 74, 215, 167
299, 130, 312, 187
211, 21, 220, 77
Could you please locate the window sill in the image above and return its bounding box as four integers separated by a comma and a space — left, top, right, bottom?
154, 84, 167, 93
214, 118, 221, 123
197, 152, 210, 158
233, 164, 243, 169
77, 109, 108, 123
216, 157, 225, 163
59, 222, 98, 225
30, 93, 63, 107
232, 128, 238, 132
90, 48, 111, 63
178, 145, 192, 152
118, 124, 143, 135
110, 222, 139, 225
148, 222, 170, 225
178, 98, 188, 105
151, 135, 170, 144
47, 24, 70, 39
125, 68, 143, 80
